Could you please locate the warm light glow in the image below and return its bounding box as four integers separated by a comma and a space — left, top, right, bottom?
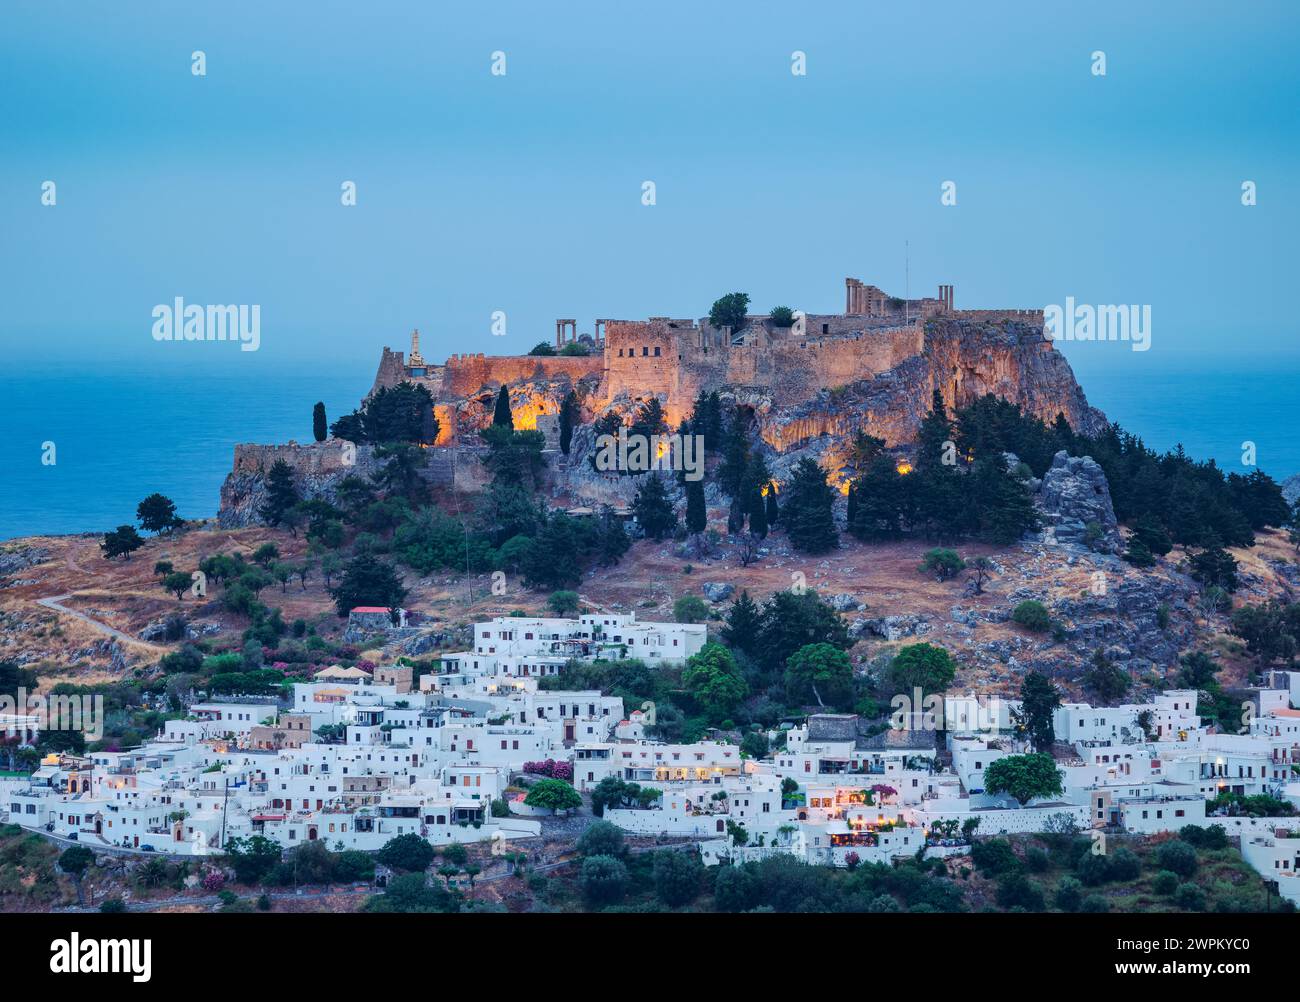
838, 481, 852, 496
895, 461, 913, 475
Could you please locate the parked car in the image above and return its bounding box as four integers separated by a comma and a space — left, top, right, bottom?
139, 844, 156, 852
67, 832, 78, 841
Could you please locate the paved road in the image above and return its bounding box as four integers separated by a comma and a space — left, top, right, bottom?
35, 594, 167, 652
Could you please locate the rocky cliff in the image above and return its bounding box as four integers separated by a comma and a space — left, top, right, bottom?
216, 316, 1106, 525
758, 318, 1105, 454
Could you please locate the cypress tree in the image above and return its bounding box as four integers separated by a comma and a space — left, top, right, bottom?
846, 481, 858, 527
727, 497, 745, 535
685, 478, 707, 534
747, 483, 768, 538
717, 409, 750, 497
492, 385, 514, 429
312, 401, 328, 442
559, 391, 577, 455
765, 484, 779, 527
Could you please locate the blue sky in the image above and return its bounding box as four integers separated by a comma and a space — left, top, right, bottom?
2, 0, 1297, 370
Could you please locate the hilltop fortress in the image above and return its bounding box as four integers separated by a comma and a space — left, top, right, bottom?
218, 277, 1105, 524
370, 277, 1103, 452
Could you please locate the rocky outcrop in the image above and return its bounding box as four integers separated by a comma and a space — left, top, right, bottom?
757, 319, 1106, 454
216, 440, 493, 527
701, 582, 734, 602
1035, 450, 1121, 552
217, 441, 382, 528
1282, 473, 1300, 507
217, 315, 1107, 523
0, 546, 50, 581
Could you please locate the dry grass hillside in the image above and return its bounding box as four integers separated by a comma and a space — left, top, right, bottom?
3, 514, 1296, 701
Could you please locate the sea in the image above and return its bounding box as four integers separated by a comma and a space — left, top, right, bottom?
1, 348, 1297, 542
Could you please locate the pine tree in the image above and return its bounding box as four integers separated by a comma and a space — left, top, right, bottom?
630, 398, 667, 440
915, 388, 965, 538
688, 390, 724, 452
849, 456, 906, 541
846, 482, 858, 527
720, 590, 762, 655
596, 505, 631, 565
259, 460, 301, 527
685, 478, 707, 534
915, 388, 954, 473
492, 385, 514, 429
972, 454, 1039, 545
784, 457, 839, 554
559, 391, 577, 455
633, 474, 676, 540
313, 402, 328, 442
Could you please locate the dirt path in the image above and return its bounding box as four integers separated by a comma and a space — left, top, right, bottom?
35, 594, 168, 653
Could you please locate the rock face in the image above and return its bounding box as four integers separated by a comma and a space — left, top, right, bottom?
1282, 473, 1300, 507
0, 546, 50, 581
1036, 450, 1121, 552
756, 319, 1107, 455
217, 440, 489, 528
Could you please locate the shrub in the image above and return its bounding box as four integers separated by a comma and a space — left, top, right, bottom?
1024, 847, 1050, 873
521, 759, 574, 782
579, 854, 628, 907
99, 897, 127, 913
1107, 846, 1142, 881
1175, 883, 1207, 911
1011, 600, 1052, 633
1152, 870, 1179, 896
673, 595, 710, 624
652, 849, 704, 907
576, 821, 625, 858
970, 839, 1020, 876
1154, 840, 1198, 878
996, 872, 1045, 911
1054, 876, 1083, 912
334, 850, 376, 883
919, 548, 966, 582
1075, 852, 1112, 887
1080, 894, 1111, 913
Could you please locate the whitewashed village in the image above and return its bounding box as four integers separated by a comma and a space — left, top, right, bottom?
6, 607, 1300, 912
